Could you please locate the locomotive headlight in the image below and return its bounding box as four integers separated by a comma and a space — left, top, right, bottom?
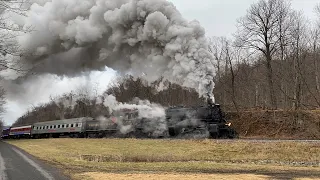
225, 123, 231, 126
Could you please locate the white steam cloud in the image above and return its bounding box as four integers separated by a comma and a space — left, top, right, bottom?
102, 95, 167, 137
4, 0, 216, 100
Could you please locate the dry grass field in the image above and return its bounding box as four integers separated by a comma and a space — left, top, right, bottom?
7, 138, 320, 180
75, 172, 270, 180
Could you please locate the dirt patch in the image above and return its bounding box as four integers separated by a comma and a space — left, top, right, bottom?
227, 110, 320, 139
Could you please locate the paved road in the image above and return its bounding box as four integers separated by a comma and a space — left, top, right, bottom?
0, 141, 69, 180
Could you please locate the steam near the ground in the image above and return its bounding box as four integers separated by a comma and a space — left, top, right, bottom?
102, 95, 167, 137
2, 0, 216, 100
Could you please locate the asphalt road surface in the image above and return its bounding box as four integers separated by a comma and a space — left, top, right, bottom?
0, 141, 69, 180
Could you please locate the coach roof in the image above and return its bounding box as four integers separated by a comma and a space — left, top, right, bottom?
32, 117, 93, 126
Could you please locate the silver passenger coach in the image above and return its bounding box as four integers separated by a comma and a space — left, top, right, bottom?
32, 117, 93, 138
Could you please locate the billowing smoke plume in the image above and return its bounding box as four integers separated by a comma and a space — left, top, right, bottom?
102, 95, 167, 137
5, 0, 215, 100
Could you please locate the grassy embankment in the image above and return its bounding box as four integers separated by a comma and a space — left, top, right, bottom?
7, 138, 320, 180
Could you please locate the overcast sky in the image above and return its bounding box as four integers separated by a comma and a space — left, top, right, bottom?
2, 0, 319, 125
169, 0, 318, 37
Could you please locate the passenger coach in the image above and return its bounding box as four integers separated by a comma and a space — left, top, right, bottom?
9, 125, 32, 138
32, 117, 92, 138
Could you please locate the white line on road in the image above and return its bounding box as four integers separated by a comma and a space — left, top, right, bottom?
0, 152, 7, 180
12, 148, 54, 180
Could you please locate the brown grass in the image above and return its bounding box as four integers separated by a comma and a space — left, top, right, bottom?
76, 172, 271, 180
6, 138, 320, 180
7, 138, 320, 163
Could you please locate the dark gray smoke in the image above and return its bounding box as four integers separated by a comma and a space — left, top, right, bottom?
3, 0, 216, 100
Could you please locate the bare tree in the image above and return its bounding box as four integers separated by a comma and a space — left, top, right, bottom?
209, 37, 240, 110
309, 24, 320, 94
223, 39, 239, 112
275, 1, 292, 108
209, 37, 229, 104
209, 37, 226, 81
313, 3, 320, 94
235, 0, 292, 109
289, 11, 307, 110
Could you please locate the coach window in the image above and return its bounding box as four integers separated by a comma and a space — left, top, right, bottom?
66, 124, 69, 128
50, 125, 52, 129
57, 125, 60, 128
71, 124, 74, 128
53, 125, 56, 129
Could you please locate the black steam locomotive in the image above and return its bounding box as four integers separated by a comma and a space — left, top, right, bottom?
166, 104, 238, 139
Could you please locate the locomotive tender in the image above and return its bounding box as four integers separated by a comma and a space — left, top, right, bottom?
1, 104, 238, 139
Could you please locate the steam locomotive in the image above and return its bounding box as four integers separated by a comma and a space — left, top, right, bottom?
166, 104, 237, 139
1, 103, 238, 139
